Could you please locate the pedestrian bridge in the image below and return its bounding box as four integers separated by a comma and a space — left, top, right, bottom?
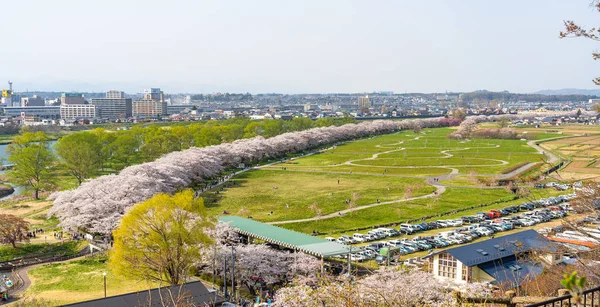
219, 216, 350, 258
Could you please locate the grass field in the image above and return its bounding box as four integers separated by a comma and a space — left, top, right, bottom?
25, 255, 157, 306
204, 170, 435, 221
0, 241, 84, 262
201, 127, 551, 233
282, 187, 516, 234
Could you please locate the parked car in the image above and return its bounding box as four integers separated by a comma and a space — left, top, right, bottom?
353, 233, 366, 243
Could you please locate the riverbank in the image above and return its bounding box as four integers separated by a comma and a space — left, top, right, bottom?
0, 183, 15, 198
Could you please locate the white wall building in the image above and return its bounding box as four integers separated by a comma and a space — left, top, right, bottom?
60, 104, 96, 120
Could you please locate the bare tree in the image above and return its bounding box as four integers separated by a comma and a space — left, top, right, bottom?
0, 214, 30, 248
560, 1, 600, 86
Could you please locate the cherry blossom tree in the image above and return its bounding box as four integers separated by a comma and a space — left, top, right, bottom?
273, 268, 491, 307
49, 113, 584, 233
201, 223, 321, 297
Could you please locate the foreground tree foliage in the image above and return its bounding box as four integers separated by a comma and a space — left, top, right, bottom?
55, 132, 103, 185
0, 214, 30, 248
110, 190, 213, 285
7, 132, 56, 199
273, 268, 490, 306
203, 224, 321, 296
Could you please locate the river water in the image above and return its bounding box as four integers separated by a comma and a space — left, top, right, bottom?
0, 141, 57, 200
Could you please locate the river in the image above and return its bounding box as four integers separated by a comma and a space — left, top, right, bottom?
0, 141, 57, 200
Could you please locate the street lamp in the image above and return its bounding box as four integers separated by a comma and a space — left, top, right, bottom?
102, 272, 107, 298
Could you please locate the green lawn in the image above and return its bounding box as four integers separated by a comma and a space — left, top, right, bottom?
200, 127, 557, 234
204, 170, 435, 222
0, 240, 84, 262
281, 187, 516, 234
26, 255, 157, 306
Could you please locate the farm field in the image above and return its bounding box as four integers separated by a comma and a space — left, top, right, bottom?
203, 127, 553, 233
537, 127, 600, 181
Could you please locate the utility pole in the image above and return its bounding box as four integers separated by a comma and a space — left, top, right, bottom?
213, 243, 217, 291
102, 272, 107, 298
223, 257, 228, 299
347, 247, 352, 278
231, 246, 236, 301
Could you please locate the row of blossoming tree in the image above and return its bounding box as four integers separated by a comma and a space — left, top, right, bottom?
49, 112, 581, 234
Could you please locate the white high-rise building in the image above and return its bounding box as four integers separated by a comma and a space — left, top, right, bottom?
106, 90, 125, 99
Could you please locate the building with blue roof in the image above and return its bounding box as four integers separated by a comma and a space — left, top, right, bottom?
424, 230, 562, 287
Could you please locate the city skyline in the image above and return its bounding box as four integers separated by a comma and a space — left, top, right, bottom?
1, 0, 599, 94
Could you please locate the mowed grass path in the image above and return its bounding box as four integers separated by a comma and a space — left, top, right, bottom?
282, 188, 516, 234
204, 170, 434, 222
267, 128, 542, 175
202, 127, 547, 233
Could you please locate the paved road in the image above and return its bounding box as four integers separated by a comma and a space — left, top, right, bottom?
527, 139, 560, 164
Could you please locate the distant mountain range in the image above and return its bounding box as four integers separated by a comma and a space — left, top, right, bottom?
535, 88, 600, 96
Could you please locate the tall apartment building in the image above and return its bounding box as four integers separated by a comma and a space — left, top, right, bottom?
143, 88, 164, 102
106, 90, 125, 99
132, 100, 168, 117
133, 88, 166, 117
60, 104, 96, 120
358, 95, 371, 113
91, 91, 132, 119
20, 95, 45, 107
61, 93, 85, 105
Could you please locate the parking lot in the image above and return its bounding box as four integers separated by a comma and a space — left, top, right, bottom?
326, 193, 576, 265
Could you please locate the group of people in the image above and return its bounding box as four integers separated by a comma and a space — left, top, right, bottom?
53, 231, 64, 240
26, 228, 44, 239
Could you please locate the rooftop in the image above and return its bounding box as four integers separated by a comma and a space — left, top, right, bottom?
426, 230, 551, 266
219, 216, 350, 258
62, 281, 225, 307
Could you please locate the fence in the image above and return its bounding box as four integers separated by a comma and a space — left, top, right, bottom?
0, 248, 91, 271
525, 286, 600, 307
544, 161, 565, 176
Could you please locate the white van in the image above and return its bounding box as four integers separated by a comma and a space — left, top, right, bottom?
353, 233, 366, 242
400, 224, 417, 232
439, 231, 456, 238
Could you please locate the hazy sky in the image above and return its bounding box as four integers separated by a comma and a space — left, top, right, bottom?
1, 0, 599, 93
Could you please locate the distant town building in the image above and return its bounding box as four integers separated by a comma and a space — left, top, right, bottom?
91, 91, 132, 119
358, 95, 371, 113
304, 104, 318, 112
1, 81, 15, 106
4, 106, 60, 119
133, 88, 167, 117
106, 90, 125, 99
133, 100, 167, 117
167, 104, 193, 115
61, 93, 85, 105
20, 95, 45, 107
143, 88, 164, 102
60, 104, 96, 120
589, 99, 600, 105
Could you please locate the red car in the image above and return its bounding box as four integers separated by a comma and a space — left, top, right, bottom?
487, 210, 501, 219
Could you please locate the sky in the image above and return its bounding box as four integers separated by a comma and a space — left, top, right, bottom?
1, 0, 599, 94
